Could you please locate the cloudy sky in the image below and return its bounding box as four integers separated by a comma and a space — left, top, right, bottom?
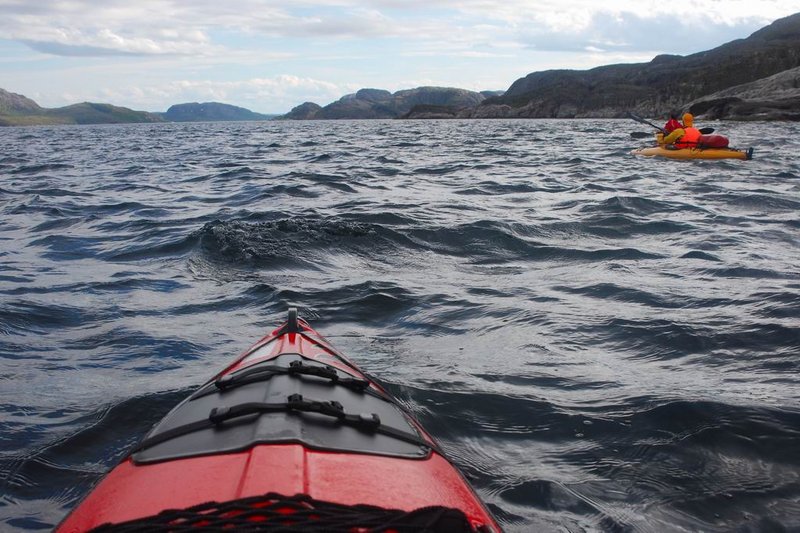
1, 1, 799, 114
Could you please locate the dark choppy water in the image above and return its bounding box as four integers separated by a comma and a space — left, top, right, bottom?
1, 119, 799, 532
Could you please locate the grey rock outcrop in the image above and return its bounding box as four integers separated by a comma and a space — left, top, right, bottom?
688, 67, 800, 120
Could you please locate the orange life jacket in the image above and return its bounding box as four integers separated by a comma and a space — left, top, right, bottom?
675, 127, 701, 148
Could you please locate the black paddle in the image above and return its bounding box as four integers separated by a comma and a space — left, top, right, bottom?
628, 112, 665, 133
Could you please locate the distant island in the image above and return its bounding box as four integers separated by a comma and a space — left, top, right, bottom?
160, 102, 278, 122
0, 94, 281, 127
2, 12, 798, 127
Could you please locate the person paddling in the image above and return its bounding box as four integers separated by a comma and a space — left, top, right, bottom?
659, 113, 702, 148
664, 111, 682, 134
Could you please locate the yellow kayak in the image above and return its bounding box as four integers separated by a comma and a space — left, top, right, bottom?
632, 145, 753, 160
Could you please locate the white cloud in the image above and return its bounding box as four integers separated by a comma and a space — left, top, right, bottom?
1, 0, 799, 112
4, 1, 795, 56
74, 75, 349, 113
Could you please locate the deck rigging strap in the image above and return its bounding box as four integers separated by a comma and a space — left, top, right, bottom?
189, 359, 371, 402
132, 394, 438, 456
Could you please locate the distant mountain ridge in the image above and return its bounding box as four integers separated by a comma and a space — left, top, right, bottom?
0, 91, 277, 126
280, 13, 800, 121
0, 89, 164, 126
280, 87, 490, 120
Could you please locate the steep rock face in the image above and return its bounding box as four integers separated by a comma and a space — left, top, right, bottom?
688, 66, 800, 120
475, 12, 800, 118
163, 102, 271, 121
0, 88, 42, 114
281, 86, 487, 119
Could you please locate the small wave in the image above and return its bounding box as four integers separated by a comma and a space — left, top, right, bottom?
107, 231, 200, 261
265, 184, 320, 198
405, 220, 663, 262
211, 166, 256, 180
10, 163, 74, 175
412, 163, 469, 175
553, 283, 735, 310
23, 187, 93, 199
715, 193, 800, 212
700, 266, 794, 279
749, 290, 800, 320
65, 329, 206, 370
30, 217, 84, 233
305, 151, 354, 162
583, 318, 716, 361
111, 165, 146, 178
286, 281, 419, 325
0, 301, 87, 336
375, 155, 404, 164
545, 215, 694, 238
580, 195, 705, 217
193, 217, 386, 268
681, 250, 721, 261
0, 156, 29, 165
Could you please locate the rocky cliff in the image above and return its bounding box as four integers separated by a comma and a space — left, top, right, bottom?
687, 66, 800, 120
466, 12, 800, 120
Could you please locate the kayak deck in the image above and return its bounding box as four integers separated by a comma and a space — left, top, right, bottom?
57, 310, 500, 532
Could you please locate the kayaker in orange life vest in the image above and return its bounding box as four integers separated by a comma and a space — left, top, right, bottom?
658, 113, 702, 148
